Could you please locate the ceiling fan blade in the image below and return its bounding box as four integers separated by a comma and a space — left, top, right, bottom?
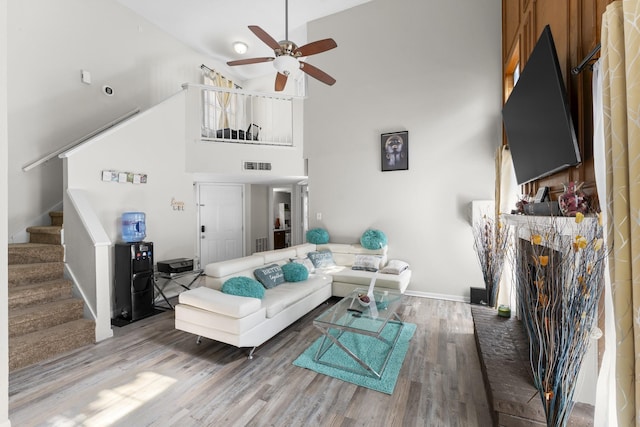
248, 25, 282, 51
294, 38, 337, 57
275, 72, 288, 92
299, 62, 336, 86
227, 57, 274, 66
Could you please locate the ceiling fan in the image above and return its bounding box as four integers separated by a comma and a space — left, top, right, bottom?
226, 0, 337, 92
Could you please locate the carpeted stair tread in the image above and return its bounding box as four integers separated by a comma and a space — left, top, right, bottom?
8, 279, 73, 309
9, 297, 85, 337
27, 225, 62, 245
8, 262, 64, 286
49, 211, 63, 226
7, 210, 93, 372
26, 225, 62, 235
8, 243, 64, 265
9, 318, 95, 371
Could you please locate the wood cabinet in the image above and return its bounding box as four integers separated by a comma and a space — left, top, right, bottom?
502, 0, 615, 207
274, 230, 286, 249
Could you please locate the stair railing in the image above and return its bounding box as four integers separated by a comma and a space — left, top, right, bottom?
22, 108, 140, 172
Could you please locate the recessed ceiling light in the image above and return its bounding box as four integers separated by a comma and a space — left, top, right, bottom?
233, 41, 248, 54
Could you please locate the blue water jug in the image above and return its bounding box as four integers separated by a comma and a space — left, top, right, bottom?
121, 212, 146, 242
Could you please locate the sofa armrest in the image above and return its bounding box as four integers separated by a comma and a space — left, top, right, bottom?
178, 286, 262, 318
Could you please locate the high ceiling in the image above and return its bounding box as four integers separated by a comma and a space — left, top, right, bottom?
116, 0, 371, 81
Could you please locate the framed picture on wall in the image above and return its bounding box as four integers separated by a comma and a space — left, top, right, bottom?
381, 131, 408, 171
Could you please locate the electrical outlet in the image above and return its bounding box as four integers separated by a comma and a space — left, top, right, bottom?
316, 213, 322, 220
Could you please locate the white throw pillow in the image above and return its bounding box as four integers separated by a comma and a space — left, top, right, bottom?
351, 254, 384, 272
380, 259, 410, 275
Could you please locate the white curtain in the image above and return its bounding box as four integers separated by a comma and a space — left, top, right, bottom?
497, 145, 519, 309
592, 59, 618, 427
201, 68, 244, 137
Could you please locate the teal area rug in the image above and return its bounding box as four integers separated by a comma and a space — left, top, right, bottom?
293, 321, 416, 394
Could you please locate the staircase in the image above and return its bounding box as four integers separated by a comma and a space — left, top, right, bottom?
8, 211, 95, 371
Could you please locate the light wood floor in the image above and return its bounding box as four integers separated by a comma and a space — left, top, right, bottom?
9, 296, 492, 427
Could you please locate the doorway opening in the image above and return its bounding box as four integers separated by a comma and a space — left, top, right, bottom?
269, 182, 308, 250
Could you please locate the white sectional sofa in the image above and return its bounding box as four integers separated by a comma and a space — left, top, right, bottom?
174, 242, 411, 357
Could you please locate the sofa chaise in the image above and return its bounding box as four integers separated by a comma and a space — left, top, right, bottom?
174, 242, 411, 358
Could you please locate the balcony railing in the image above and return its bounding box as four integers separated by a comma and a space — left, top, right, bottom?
186, 84, 294, 147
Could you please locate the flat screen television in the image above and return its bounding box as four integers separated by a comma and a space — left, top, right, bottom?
502, 25, 581, 185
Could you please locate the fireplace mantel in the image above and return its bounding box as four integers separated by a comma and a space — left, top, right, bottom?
503, 213, 598, 251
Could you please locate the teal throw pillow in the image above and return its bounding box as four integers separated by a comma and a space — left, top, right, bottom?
306, 228, 330, 244
290, 257, 315, 273
221, 277, 265, 299
360, 229, 388, 250
253, 264, 285, 289
307, 250, 336, 268
281, 262, 309, 282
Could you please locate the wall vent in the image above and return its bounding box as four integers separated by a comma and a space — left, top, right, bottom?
244, 161, 272, 171
255, 237, 268, 252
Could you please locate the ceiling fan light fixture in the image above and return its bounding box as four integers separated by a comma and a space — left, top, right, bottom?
273, 55, 299, 76
233, 41, 248, 54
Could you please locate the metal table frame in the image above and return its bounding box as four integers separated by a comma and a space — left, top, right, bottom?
153, 269, 203, 309
313, 288, 404, 379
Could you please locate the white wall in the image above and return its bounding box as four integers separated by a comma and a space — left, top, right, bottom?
6, 0, 236, 241
250, 185, 269, 252
1, 0, 10, 423
63, 92, 197, 264
183, 85, 306, 182
305, 0, 502, 300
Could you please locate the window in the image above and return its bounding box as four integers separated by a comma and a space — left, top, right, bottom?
201, 67, 245, 138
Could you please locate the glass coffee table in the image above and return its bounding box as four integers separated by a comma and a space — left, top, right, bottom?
313, 288, 404, 379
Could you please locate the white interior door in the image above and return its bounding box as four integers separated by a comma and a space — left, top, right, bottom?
198, 183, 244, 267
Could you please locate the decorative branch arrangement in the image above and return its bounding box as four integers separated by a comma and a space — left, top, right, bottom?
512, 213, 606, 427
472, 214, 510, 307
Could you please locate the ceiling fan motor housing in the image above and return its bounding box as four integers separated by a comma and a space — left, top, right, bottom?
277, 40, 299, 57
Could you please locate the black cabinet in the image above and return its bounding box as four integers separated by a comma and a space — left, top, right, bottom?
113, 242, 155, 325
274, 230, 286, 249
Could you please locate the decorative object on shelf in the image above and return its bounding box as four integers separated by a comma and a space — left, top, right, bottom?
558, 181, 589, 216
472, 214, 510, 307
360, 229, 387, 249
381, 131, 409, 171
306, 228, 329, 244
101, 170, 147, 184
275, 218, 281, 229
511, 214, 606, 427
533, 186, 550, 203
512, 195, 531, 215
